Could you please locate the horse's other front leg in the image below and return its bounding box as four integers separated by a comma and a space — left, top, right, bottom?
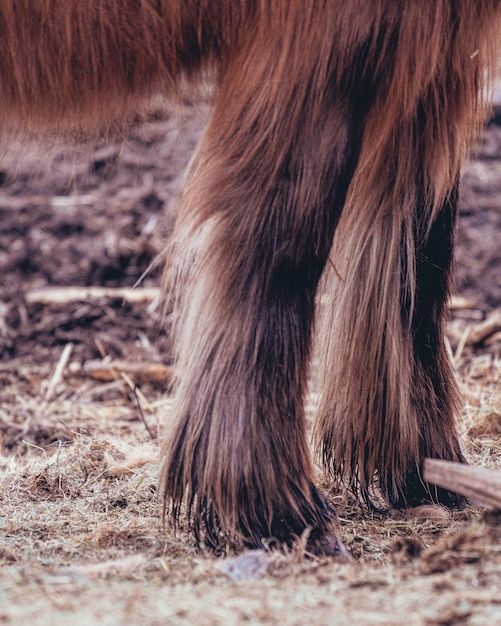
314, 3, 500, 510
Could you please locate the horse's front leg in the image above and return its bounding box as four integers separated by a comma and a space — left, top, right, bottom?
160, 59, 366, 554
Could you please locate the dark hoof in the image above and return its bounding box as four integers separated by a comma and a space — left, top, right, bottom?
389, 472, 469, 511
306, 527, 352, 561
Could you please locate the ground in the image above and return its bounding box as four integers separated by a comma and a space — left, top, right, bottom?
0, 103, 500, 625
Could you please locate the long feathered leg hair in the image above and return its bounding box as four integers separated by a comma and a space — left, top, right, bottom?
314, 1, 501, 507
160, 4, 378, 553
0, 0, 499, 552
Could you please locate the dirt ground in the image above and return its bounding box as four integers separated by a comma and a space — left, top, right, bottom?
0, 100, 500, 626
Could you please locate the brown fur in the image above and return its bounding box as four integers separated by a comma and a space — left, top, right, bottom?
1, 1, 500, 554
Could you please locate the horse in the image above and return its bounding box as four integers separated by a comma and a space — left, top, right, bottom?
1, 0, 499, 556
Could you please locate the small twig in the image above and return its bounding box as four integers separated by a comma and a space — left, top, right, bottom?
22, 440, 48, 457
465, 310, 501, 346
132, 386, 156, 441
93, 337, 108, 360
120, 372, 156, 440
42, 342, 74, 405
454, 323, 474, 364
53, 439, 72, 465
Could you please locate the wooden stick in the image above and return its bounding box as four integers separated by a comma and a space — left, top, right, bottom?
465, 310, 501, 346
424, 459, 501, 509
83, 359, 174, 385
449, 295, 476, 310
26, 286, 160, 305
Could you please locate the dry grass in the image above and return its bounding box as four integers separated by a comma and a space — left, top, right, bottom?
0, 96, 499, 625
0, 322, 500, 625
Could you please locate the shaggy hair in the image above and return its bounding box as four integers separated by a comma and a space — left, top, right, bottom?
1, 1, 499, 555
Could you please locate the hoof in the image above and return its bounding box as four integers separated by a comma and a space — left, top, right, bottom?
306, 527, 352, 561
389, 468, 469, 511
